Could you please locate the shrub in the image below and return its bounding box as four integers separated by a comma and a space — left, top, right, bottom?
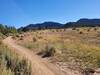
12, 36, 16, 40
51, 30, 55, 32
72, 27, 76, 30
94, 28, 98, 31
87, 28, 91, 32
56, 29, 59, 32
38, 36, 43, 39
82, 68, 95, 75
16, 34, 20, 38
19, 36, 23, 40
0, 44, 32, 75
42, 45, 56, 58
87, 29, 90, 32
79, 31, 83, 34
33, 37, 37, 42
63, 29, 66, 31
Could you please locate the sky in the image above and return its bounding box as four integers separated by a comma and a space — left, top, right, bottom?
0, 0, 100, 28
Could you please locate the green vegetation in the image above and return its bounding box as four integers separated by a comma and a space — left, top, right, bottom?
0, 43, 31, 75
0, 24, 17, 36
0, 24, 32, 75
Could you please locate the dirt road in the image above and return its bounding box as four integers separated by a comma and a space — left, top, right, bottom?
3, 37, 68, 75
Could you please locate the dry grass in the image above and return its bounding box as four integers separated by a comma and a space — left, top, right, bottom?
16, 27, 100, 73
0, 38, 32, 75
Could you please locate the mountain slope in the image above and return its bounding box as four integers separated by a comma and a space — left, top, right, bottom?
18, 22, 63, 31
18, 18, 100, 32
64, 18, 100, 27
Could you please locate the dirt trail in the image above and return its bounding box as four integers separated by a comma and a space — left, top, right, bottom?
3, 37, 68, 75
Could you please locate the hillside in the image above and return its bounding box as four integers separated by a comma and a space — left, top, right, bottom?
18, 18, 100, 32
18, 22, 63, 32
64, 18, 100, 28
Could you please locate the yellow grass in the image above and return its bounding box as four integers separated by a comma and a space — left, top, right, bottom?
16, 27, 100, 71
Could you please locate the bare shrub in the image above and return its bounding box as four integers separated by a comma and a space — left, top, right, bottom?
37, 45, 56, 58
87, 28, 91, 32
38, 36, 43, 39
72, 27, 76, 30
82, 68, 95, 75
33, 37, 37, 42
94, 27, 98, 31
19, 37, 23, 40
79, 31, 83, 34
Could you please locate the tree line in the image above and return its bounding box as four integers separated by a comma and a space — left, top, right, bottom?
0, 24, 17, 35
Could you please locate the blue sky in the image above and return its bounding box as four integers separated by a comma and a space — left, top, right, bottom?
0, 0, 100, 28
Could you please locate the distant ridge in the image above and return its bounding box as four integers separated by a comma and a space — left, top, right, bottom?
64, 18, 100, 27
18, 18, 100, 31
18, 22, 63, 31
